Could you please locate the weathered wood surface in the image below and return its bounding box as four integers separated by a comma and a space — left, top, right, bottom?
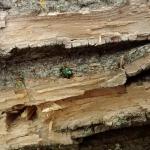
0, 82, 149, 149
0, 0, 150, 55
0, 53, 149, 112
0, 0, 150, 149
0, 70, 126, 110
0, 54, 149, 149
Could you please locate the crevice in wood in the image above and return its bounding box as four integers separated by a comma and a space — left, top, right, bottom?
3, 40, 149, 62
26, 105, 37, 121
5, 105, 37, 128
126, 69, 150, 85
78, 124, 150, 150
5, 104, 26, 127
0, 40, 149, 88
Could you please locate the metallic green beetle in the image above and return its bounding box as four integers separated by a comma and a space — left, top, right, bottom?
60, 66, 73, 79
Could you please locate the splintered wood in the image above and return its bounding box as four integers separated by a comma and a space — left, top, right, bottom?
0, 0, 150, 149
0, 1, 150, 55
0, 82, 150, 148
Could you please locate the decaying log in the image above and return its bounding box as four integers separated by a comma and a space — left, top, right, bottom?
0, 0, 150, 55
0, 0, 150, 150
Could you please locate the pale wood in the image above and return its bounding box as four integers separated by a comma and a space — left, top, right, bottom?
0, 1, 150, 55
0, 1, 150, 149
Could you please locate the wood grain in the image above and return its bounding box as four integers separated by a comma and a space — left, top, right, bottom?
0, 1, 150, 55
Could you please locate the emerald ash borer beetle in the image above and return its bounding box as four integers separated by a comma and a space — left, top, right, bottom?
60, 66, 73, 79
